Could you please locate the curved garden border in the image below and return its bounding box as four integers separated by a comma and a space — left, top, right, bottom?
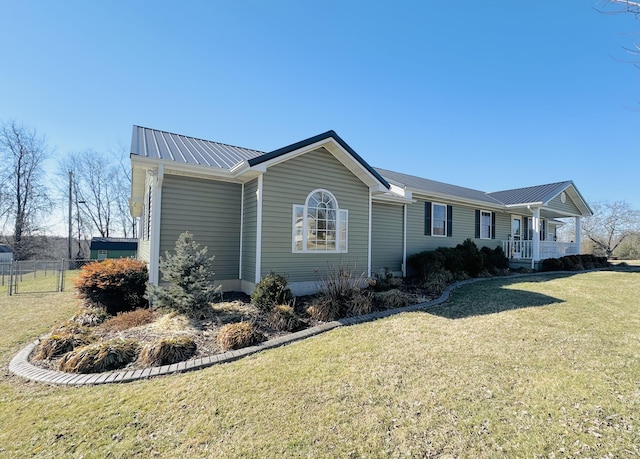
11, 268, 622, 386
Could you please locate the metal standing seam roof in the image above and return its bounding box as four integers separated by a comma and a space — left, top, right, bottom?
130, 126, 583, 210
375, 168, 504, 206
131, 126, 265, 169
486, 181, 573, 206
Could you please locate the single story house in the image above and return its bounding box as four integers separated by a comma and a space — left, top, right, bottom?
0, 244, 13, 263
89, 237, 138, 260
129, 126, 592, 295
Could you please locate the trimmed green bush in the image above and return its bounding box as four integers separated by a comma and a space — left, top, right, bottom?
138, 336, 197, 366
217, 322, 265, 351
73, 259, 148, 315
58, 339, 140, 373
252, 273, 293, 313
542, 254, 610, 272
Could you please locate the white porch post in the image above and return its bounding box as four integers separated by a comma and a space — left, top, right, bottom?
574, 216, 582, 254
531, 207, 541, 264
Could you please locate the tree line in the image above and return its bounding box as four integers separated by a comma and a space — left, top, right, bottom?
0, 120, 135, 260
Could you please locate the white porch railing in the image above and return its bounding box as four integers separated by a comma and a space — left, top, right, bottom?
502, 240, 579, 260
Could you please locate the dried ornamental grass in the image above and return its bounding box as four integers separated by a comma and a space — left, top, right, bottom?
57, 338, 140, 373
70, 307, 111, 327
217, 322, 265, 351
138, 336, 197, 367
375, 289, 410, 309
33, 331, 96, 360
101, 308, 156, 332
268, 304, 303, 332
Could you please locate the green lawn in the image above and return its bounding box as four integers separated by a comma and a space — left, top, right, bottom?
1, 270, 639, 458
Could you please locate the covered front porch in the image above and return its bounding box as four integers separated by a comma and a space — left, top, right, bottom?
502, 210, 585, 269
502, 239, 580, 262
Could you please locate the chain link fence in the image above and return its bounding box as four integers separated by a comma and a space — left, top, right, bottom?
1, 259, 91, 295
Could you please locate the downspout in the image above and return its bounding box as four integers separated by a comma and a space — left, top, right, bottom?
402, 204, 407, 277
255, 174, 263, 284
239, 183, 244, 281
367, 191, 372, 278
149, 165, 164, 286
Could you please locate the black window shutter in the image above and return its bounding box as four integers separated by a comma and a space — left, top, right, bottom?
424, 202, 432, 236
523, 217, 529, 241
446, 205, 453, 237
475, 209, 481, 239
491, 212, 496, 239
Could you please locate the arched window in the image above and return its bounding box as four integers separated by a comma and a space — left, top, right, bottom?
293, 189, 348, 253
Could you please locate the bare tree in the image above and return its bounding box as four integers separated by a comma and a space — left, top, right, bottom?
600, 0, 640, 17
58, 148, 134, 240
582, 201, 640, 258
0, 121, 51, 260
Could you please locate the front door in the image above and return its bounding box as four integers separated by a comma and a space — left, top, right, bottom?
511, 217, 522, 258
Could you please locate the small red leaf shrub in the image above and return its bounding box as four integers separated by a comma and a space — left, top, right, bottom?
73, 259, 148, 314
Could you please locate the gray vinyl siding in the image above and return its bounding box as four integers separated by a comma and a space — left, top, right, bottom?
242, 179, 258, 282
407, 198, 507, 257
159, 174, 242, 281
548, 193, 581, 215
260, 148, 370, 282
371, 203, 404, 274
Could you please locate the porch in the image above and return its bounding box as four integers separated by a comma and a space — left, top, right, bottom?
502, 240, 580, 264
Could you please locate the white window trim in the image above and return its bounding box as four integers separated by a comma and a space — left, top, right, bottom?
97, 250, 108, 260
432, 202, 447, 237
480, 210, 492, 240
292, 189, 348, 253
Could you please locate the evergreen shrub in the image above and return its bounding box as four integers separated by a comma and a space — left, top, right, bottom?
147, 232, 221, 317
251, 273, 293, 313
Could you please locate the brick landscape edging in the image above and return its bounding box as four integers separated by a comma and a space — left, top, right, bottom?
10, 270, 604, 386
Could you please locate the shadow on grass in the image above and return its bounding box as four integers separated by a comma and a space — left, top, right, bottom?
427, 279, 565, 319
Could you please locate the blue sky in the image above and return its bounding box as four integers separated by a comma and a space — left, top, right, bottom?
1, 1, 638, 235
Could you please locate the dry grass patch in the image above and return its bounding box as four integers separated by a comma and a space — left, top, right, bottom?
101, 308, 156, 332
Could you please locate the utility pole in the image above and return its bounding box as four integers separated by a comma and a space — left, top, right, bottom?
68, 171, 72, 259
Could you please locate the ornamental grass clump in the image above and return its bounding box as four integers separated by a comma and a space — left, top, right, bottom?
73, 258, 148, 315
101, 308, 156, 332
309, 263, 372, 321
70, 307, 111, 327
251, 273, 293, 313
147, 232, 221, 317
138, 336, 197, 366
33, 325, 96, 360
268, 304, 303, 332
57, 338, 140, 373
217, 322, 265, 351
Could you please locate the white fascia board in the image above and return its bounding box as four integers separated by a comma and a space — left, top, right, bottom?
411, 189, 505, 211
372, 194, 416, 205
131, 156, 235, 180
255, 137, 387, 189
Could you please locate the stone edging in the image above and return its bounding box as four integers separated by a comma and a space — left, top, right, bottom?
10, 269, 616, 386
